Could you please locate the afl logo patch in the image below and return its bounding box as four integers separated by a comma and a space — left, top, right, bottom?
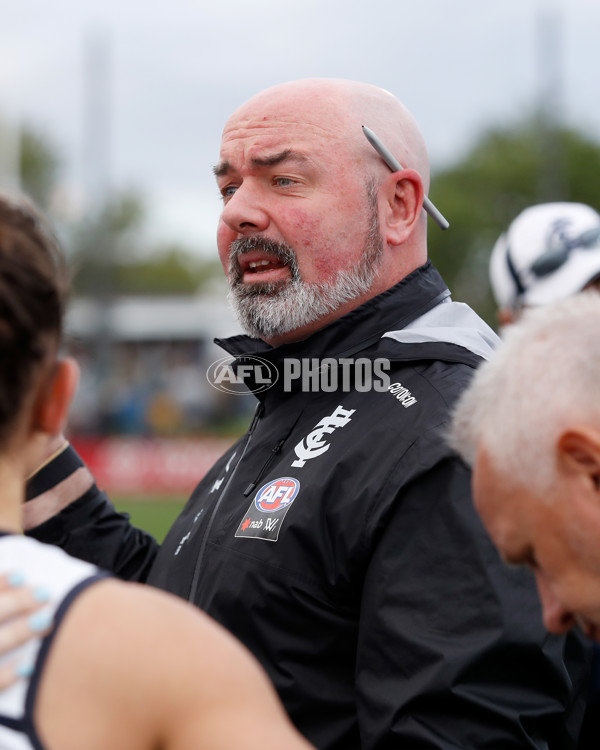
236, 476, 300, 541
255, 477, 300, 512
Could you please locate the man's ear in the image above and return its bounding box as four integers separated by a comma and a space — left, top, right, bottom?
33, 357, 80, 435
557, 428, 600, 492
380, 169, 424, 246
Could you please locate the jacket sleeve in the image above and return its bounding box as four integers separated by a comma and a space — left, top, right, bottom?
27, 482, 160, 582
355, 454, 591, 749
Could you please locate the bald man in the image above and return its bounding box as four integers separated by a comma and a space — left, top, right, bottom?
23, 79, 590, 749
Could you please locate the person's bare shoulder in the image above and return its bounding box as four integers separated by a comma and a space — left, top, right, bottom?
35, 579, 313, 750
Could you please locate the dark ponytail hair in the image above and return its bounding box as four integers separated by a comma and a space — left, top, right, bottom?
0, 193, 68, 444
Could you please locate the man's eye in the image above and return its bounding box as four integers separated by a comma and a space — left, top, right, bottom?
220, 185, 238, 200
273, 177, 296, 187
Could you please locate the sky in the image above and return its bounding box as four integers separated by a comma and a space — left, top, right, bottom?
1, 0, 599, 258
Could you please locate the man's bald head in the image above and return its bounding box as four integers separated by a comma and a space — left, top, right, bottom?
223, 78, 430, 193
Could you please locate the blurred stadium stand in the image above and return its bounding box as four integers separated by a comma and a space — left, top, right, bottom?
64, 292, 248, 494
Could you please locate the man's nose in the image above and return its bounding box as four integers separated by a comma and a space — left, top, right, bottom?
221, 184, 270, 234
536, 575, 576, 634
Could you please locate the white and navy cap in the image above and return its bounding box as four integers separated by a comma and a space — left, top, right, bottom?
490, 202, 600, 310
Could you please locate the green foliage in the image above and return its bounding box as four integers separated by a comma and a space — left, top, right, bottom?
69, 190, 143, 296
12, 123, 223, 297
114, 246, 223, 296
68, 190, 222, 297
103, 191, 146, 235
19, 126, 60, 208
428, 118, 600, 326
72, 239, 222, 297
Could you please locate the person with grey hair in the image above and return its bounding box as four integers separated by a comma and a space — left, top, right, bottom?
450, 291, 600, 636
488, 203, 600, 749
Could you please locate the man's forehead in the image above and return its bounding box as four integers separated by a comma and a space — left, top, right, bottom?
222, 85, 354, 143
221, 113, 343, 147
217, 115, 352, 175
228, 82, 347, 123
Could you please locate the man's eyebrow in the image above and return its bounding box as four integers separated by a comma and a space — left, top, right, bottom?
213, 161, 232, 178
250, 149, 309, 168
213, 150, 309, 178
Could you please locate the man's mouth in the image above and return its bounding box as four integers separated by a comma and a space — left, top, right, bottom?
245, 258, 287, 273
228, 236, 299, 288
237, 253, 291, 284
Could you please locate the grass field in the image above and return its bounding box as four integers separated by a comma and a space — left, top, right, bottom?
113, 495, 187, 542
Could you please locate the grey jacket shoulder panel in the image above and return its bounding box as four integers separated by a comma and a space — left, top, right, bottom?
383, 299, 500, 362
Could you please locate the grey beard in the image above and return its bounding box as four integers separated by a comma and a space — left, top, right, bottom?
226, 214, 383, 340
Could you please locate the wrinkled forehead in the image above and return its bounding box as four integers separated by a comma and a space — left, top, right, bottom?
220, 121, 345, 168
220, 89, 359, 159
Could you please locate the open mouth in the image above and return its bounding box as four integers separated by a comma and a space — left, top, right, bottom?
229, 237, 298, 287
237, 253, 291, 284
245, 258, 287, 274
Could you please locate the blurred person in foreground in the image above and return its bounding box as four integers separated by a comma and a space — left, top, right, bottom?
449, 291, 600, 638
0, 192, 313, 750
489, 201, 600, 748
490, 202, 600, 325
18, 79, 592, 748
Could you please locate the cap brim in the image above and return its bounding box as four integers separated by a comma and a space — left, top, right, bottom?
522, 249, 600, 306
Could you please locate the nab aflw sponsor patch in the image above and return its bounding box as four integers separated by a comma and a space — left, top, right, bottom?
235, 477, 300, 541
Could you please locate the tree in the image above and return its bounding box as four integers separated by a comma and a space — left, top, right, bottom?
68, 190, 145, 298
113, 248, 223, 296
20, 126, 61, 208
69, 191, 221, 297
427, 118, 600, 326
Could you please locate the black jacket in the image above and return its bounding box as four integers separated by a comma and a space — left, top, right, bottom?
30, 262, 591, 749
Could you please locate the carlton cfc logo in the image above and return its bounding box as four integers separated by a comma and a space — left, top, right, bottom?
254, 477, 300, 513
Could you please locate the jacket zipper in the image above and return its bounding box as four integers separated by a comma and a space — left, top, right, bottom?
187, 402, 264, 603
243, 439, 286, 497
242, 410, 303, 497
